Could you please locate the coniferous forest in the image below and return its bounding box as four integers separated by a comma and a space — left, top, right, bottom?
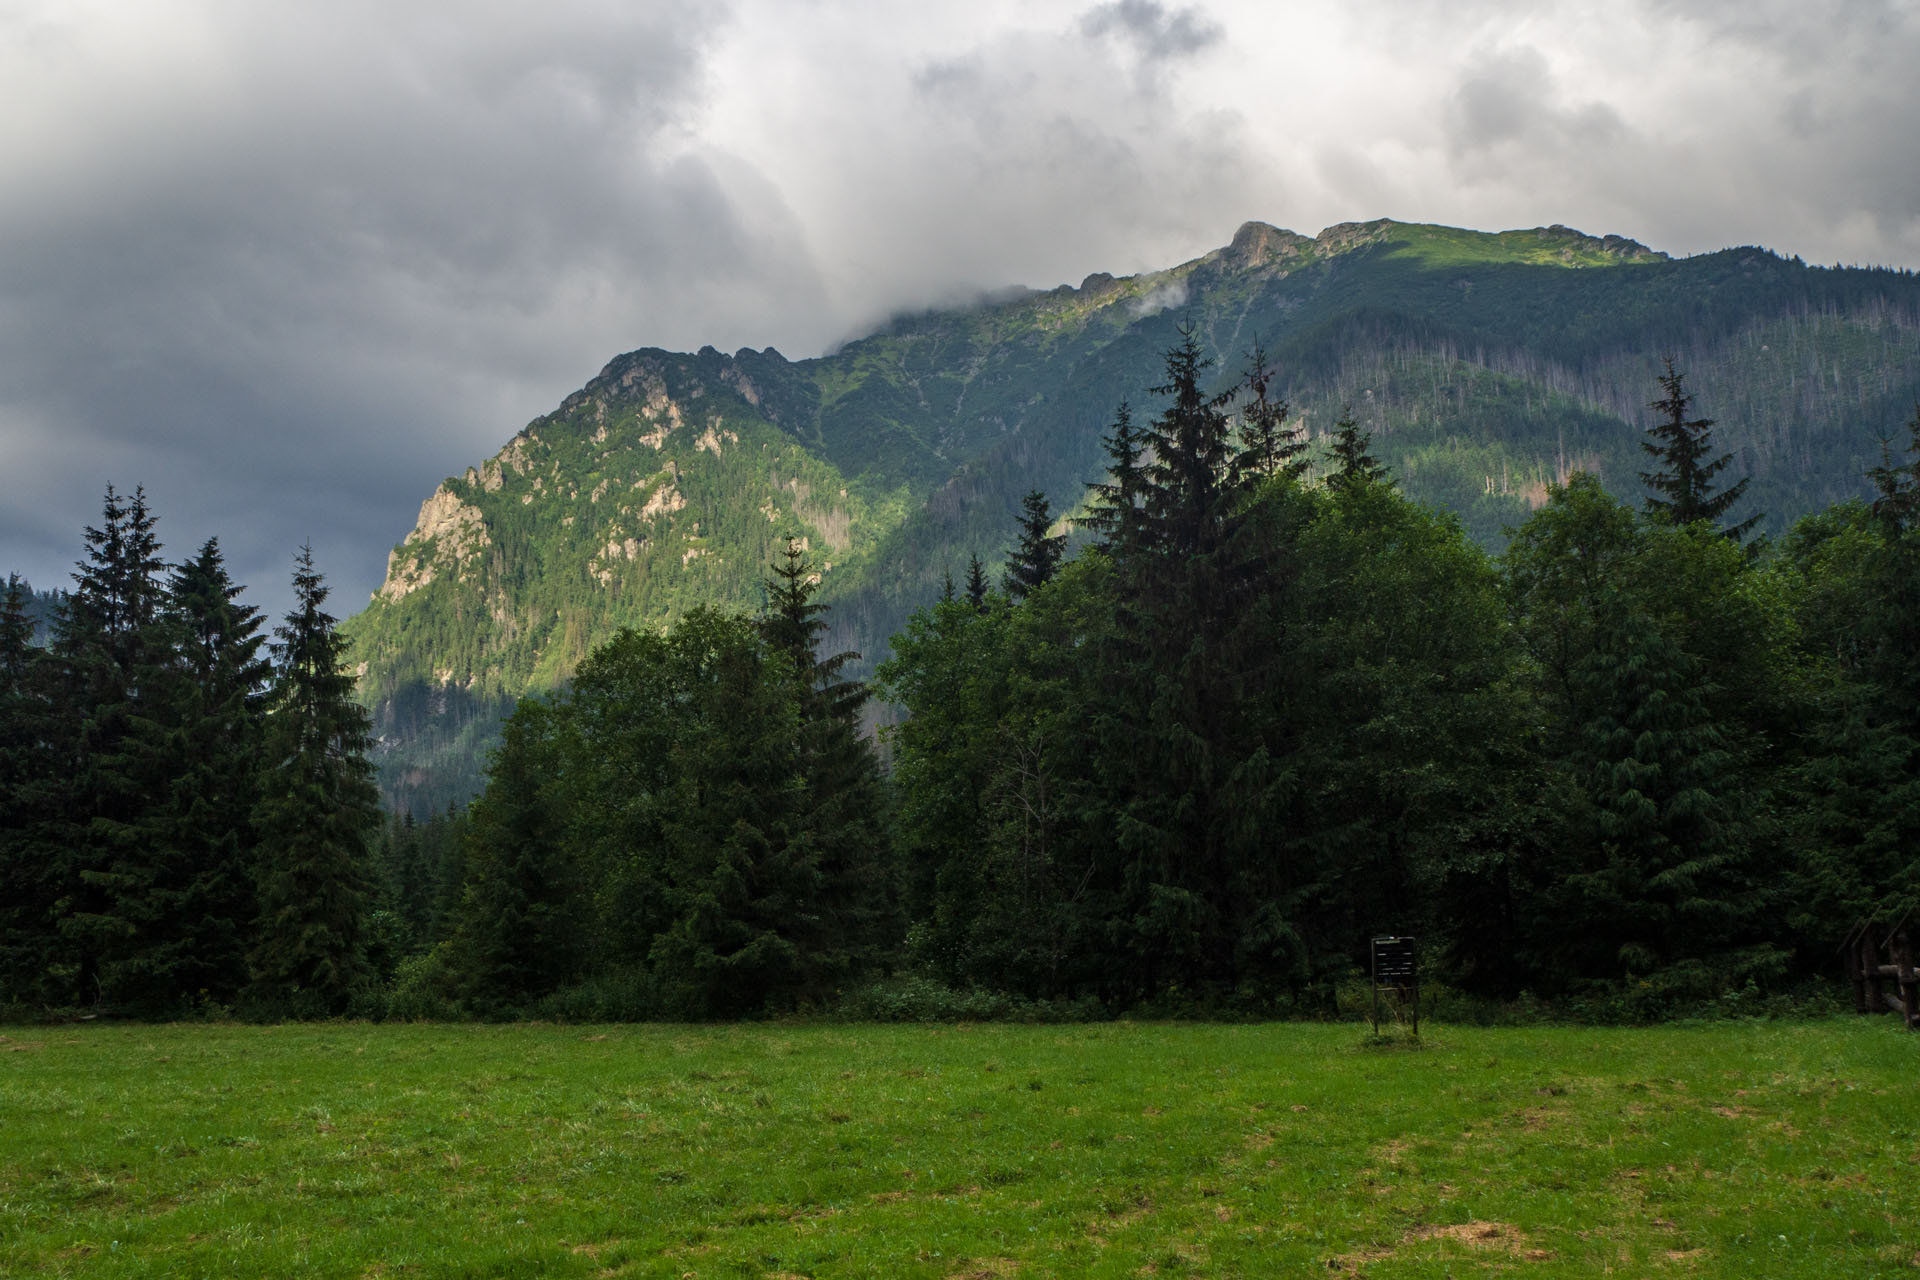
4, 337, 1919, 1022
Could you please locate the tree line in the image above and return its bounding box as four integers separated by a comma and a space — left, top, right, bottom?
1, 493, 380, 1017
5, 334, 1918, 1019
874, 340, 1920, 1014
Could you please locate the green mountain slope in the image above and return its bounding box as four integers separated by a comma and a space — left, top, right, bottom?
345, 219, 1920, 812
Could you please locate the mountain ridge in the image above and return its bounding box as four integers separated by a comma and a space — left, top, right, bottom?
344, 217, 1920, 812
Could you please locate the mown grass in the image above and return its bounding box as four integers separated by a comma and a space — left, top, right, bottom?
1, 1019, 1913, 1277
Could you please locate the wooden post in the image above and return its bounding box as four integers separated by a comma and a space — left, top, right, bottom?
1894, 930, 1919, 1031
1862, 924, 1884, 1015
1850, 924, 1869, 1013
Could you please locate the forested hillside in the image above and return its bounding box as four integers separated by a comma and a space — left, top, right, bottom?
0, 579, 64, 645
345, 219, 1920, 811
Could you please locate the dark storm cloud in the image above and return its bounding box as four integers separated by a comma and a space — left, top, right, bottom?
0, 2, 829, 614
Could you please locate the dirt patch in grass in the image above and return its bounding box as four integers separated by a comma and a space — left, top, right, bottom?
1328, 1242, 1396, 1275
1337, 1220, 1549, 1272
1510, 1104, 1574, 1132
1412, 1220, 1540, 1252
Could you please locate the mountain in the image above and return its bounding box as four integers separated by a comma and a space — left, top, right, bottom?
344, 218, 1920, 812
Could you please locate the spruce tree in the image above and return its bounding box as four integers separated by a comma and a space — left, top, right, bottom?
453, 700, 582, 1009
52, 485, 174, 1008
0, 576, 60, 1004
1504, 474, 1772, 991
1092, 327, 1268, 997
248, 545, 379, 1016
1641, 359, 1761, 542
1138, 324, 1237, 559
641, 609, 814, 1014
761, 536, 893, 993
149, 538, 269, 1005
1233, 341, 1308, 486
764, 535, 863, 722
1003, 490, 1066, 602
1326, 408, 1388, 493
1867, 402, 1920, 532
1084, 400, 1146, 557
375, 810, 436, 945
964, 553, 990, 612
82, 535, 268, 1012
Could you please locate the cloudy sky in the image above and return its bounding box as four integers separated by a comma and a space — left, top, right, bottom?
4, 0, 1916, 617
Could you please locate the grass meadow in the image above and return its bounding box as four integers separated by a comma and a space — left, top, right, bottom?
0, 1018, 1913, 1278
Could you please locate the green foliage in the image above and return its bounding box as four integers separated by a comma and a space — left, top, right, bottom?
449, 701, 584, 1011
1641, 359, 1761, 542
51, 486, 175, 1008
1501, 476, 1790, 992
879, 556, 1112, 997
435, 546, 894, 1017
884, 334, 1529, 1009
97, 540, 269, 1012
1773, 494, 1920, 938
1001, 490, 1065, 600
0, 576, 59, 1003
247, 547, 380, 1017
1326, 405, 1389, 492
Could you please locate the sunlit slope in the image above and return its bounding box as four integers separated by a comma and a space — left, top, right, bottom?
346, 219, 1920, 811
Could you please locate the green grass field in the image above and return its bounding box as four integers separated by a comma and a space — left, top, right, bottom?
1, 1019, 1913, 1278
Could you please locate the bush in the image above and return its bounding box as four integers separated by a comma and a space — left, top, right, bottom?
373, 949, 462, 1021
532, 968, 665, 1023
832, 974, 1105, 1023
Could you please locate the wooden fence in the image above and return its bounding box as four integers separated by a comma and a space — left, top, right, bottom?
1846, 921, 1919, 1030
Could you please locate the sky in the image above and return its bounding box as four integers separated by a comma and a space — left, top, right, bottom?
4, 0, 1917, 618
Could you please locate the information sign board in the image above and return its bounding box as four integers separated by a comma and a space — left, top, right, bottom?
1370, 935, 1418, 1035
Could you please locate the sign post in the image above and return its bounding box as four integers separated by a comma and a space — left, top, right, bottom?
1370, 935, 1418, 1037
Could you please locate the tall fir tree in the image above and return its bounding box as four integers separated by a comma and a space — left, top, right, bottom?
1641, 359, 1761, 542
145, 538, 270, 1006
1503, 474, 1774, 991
762, 536, 894, 986
1137, 324, 1238, 560
452, 700, 583, 1010
248, 545, 379, 1016
1232, 340, 1308, 486
85, 534, 271, 1012
964, 553, 990, 612
1867, 402, 1920, 532
52, 485, 175, 1008
1084, 400, 1147, 557
1090, 327, 1274, 998
0, 576, 60, 1004
1003, 490, 1066, 601
1326, 408, 1388, 493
